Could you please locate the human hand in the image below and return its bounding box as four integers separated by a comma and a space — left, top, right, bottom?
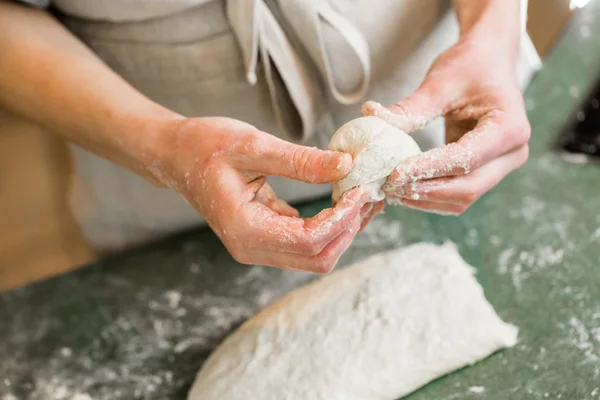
151, 117, 371, 273
362, 34, 530, 215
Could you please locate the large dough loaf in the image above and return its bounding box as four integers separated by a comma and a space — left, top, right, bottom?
188, 242, 518, 400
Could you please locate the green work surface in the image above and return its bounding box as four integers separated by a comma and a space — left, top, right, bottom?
2, 5, 600, 400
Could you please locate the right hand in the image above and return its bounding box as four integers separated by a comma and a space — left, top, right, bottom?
151, 117, 370, 274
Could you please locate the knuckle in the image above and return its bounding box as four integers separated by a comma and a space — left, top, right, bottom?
512, 118, 532, 145
389, 101, 412, 118
228, 246, 252, 265
462, 189, 479, 204
312, 257, 336, 275
459, 146, 479, 174
300, 238, 323, 257
235, 131, 263, 156
519, 145, 530, 166
457, 203, 471, 214
171, 118, 200, 138
223, 224, 255, 264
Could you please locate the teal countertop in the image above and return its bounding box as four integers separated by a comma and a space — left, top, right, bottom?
2, 4, 600, 400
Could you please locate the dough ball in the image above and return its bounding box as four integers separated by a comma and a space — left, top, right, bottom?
328, 116, 421, 202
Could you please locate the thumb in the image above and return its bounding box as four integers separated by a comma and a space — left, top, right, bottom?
277, 144, 353, 183
241, 134, 353, 184
361, 80, 444, 133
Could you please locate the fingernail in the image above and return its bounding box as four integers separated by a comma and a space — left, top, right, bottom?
360, 191, 372, 204
361, 100, 382, 116
402, 183, 423, 200
338, 187, 360, 205
386, 197, 403, 207
360, 202, 374, 216
322, 152, 352, 171
396, 199, 419, 211
394, 181, 427, 200
383, 182, 408, 198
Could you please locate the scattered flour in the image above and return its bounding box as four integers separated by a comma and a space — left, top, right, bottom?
468, 386, 486, 394
566, 317, 599, 363
465, 229, 479, 247
164, 290, 182, 309
561, 152, 591, 165
590, 228, 600, 243
60, 347, 73, 358
353, 217, 403, 248
569, 85, 581, 98
593, 328, 600, 344
1, 263, 311, 400
535, 154, 563, 175
489, 235, 501, 246
496, 245, 565, 291
233, 265, 267, 287
189, 262, 201, 274
497, 248, 516, 275
509, 196, 547, 223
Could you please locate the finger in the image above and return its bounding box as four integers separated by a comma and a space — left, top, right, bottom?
251, 215, 362, 274
394, 198, 465, 216
255, 183, 299, 217
384, 111, 530, 190
269, 198, 300, 218
388, 145, 529, 204
301, 188, 370, 249
359, 201, 385, 232
361, 79, 445, 133
239, 187, 368, 256
234, 132, 352, 184
360, 202, 374, 218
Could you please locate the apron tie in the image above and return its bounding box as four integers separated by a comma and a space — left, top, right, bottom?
227, 0, 371, 142
277, 0, 371, 105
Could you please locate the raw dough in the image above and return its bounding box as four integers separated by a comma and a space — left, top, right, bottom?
328, 116, 421, 202
188, 242, 518, 400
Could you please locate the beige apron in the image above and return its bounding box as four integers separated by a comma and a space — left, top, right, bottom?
56, 0, 540, 252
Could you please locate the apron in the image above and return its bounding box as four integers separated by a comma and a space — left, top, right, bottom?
55, 0, 540, 252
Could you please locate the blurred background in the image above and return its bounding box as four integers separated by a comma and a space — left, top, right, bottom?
0, 0, 581, 290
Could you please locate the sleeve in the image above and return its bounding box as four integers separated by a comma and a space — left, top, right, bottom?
521, 0, 528, 35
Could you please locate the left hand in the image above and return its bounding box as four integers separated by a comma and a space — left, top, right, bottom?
362, 33, 531, 216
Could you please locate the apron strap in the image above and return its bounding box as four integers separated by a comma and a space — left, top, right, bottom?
313, 2, 371, 105
226, 0, 260, 84
277, 0, 371, 105
227, 0, 320, 142
258, 1, 319, 142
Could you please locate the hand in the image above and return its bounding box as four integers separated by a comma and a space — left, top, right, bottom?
362, 34, 530, 215
151, 117, 371, 273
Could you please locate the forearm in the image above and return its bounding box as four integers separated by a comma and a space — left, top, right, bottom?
452, 0, 522, 60
0, 1, 180, 174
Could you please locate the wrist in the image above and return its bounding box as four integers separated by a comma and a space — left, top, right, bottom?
454, 0, 522, 62
112, 101, 184, 178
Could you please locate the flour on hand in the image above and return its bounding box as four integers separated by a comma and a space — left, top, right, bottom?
187, 242, 518, 400
328, 116, 421, 202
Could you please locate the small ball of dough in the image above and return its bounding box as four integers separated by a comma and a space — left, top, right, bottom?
328, 116, 421, 202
